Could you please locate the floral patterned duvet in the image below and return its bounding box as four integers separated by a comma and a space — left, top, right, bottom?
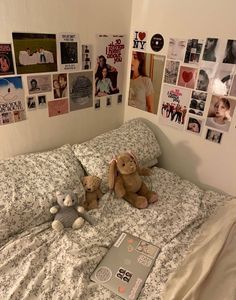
0, 166, 232, 300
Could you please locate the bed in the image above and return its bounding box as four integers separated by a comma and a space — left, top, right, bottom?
0, 118, 234, 300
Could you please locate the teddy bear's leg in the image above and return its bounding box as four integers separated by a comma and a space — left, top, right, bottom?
124, 192, 148, 209
83, 199, 98, 211
52, 220, 64, 232
72, 217, 85, 230
138, 182, 158, 204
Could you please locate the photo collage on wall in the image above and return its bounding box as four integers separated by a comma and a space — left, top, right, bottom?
0, 32, 127, 125
128, 31, 236, 145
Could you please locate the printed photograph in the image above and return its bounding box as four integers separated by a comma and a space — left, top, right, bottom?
38, 95, 47, 109
106, 96, 112, 107
27, 96, 36, 110
212, 64, 234, 96
223, 39, 236, 64
82, 45, 92, 70
229, 74, 236, 97
205, 128, 223, 144
206, 95, 236, 132
184, 39, 204, 64
167, 38, 187, 61
69, 71, 93, 111
128, 51, 165, 114
117, 94, 123, 104
186, 116, 203, 135
0, 44, 15, 76
52, 73, 68, 99
177, 66, 197, 89
158, 84, 191, 130
12, 32, 57, 74
94, 98, 100, 109
188, 90, 207, 116
164, 60, 180, 85
27, 75, 52, 94
202, 38, 219, 62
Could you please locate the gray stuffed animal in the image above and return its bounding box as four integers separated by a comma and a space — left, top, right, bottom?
50, 189, 95, 232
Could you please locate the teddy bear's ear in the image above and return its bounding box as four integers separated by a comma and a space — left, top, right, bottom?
108, 159, 117, 190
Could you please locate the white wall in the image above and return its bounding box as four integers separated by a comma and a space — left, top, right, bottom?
125, 0, 236, 196
0, 0, 132, 158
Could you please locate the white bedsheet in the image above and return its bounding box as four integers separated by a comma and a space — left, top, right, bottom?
0, 167, 232, 300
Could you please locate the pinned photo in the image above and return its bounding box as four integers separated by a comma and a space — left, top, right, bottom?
189, 90, 207, 116
94, 98, 100, 110
27, 74, 52, 94
106, 96, 112, 107
206, 128, 223, 144
206, 95, 235, 132
212, 64, 234, 96
52, 73, 68, 99
38, 95, 47, 108
184, 39, 204, 64
202, 38, 219, 62
48, 98, 69, 117
177, 66, 197, 89
167, 38, 187, 61
82, 45, 92, 70
223, 40, 236, 64
117, 94, 123, 104
0, 44, 15, 76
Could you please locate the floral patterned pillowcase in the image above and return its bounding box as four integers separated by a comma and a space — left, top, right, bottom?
72, 118, 161, 192
0, 144, 85, 243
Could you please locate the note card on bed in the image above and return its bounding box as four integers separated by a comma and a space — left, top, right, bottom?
91, 232, 160, 300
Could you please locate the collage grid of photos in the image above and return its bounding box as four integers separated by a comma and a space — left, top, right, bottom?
0, 33, 126, 126
128, 32, 236, 145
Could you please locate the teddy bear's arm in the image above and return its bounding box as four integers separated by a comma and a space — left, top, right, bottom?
114, 175, 126, 198
138, 166, 152, 176
50, 205, 60, 214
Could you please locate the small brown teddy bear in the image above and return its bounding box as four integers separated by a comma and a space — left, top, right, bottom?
82, 175, 103, 210
108, 152, 158, 209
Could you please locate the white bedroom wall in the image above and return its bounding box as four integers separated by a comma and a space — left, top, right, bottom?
0, 0, 132, 158
124, 0, 236, 196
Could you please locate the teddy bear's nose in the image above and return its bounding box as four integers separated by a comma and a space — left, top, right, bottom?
87, 188, 91, 191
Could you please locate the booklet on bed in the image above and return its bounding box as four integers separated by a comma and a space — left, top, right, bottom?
90, 232, 160, 300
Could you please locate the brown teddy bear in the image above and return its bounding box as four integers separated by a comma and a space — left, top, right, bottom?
108, 152, 158, 209
82, 175, 103, 210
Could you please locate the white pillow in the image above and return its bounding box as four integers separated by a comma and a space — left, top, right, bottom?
0, 144, 85, 243
72, 118, 161, 192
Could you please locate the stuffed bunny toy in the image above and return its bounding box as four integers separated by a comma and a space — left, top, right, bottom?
108, 152, 158, 209
50, 189, 95, 232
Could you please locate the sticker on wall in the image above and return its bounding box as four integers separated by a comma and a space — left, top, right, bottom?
12, 32, 57, 74
184, 39, 204, 64
82, 45, 92, 70
205, 128, 223, 144
69, 71, 93, 111
27, 74, 52, 95
189, 90, 207, 116
133, 31, 147, 51
186, 116, 203, 135
202, 38, 219, 62
223, 40, 236, 64
0, 44, 15, 76
158, 84, 191, 130
57, 33, 80, 72
150, 34, 164, 52
206, 95, 236, 132
95, 34, 126, 98
128, 51, 165, 114
48, 98, 69, 117
177, 66, 197, 89
167, 38, 187, 61
0, 76, 26, 125
164, 60, 180, 85
52, 73, 68, 99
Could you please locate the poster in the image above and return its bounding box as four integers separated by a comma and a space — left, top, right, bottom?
52, 73, 68, 99
0, 76, 26, 125
27, 74, 52, 94
0, 44, 15, 76
82, 45, 92, 70
128, 51, 165, 114
12, 32, 57, 74
48, 99, 69, 117
205, 95, 235, 132
167, 38, 187, 61
159, 84, 191, 130
69, 71, 93, 111
57, 33, 79, 72
95, 34, 126, 98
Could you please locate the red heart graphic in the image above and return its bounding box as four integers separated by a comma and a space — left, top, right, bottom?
138, 32, 146, 40
182, 71, 193, 83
